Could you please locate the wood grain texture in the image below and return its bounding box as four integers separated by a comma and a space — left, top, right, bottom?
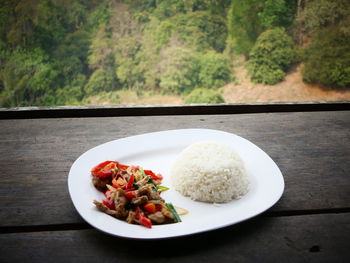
0, 111, 349, 226
0, 214, 349, 262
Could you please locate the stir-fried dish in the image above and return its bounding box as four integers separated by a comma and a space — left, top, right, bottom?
91, 161, 181, 228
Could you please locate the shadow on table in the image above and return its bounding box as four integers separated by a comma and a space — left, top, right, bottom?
85, 215, 272, 262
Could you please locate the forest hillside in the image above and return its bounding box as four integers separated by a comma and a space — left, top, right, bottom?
0, 0, 349, 106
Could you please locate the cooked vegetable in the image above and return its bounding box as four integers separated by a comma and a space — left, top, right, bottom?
144, 169, 163, 180
156, 186, 169, 192
124, 191, 137, 200
126, 174, 135, 189
136, 207, 152, 228
91, 161, 118, 178
143, 202, 156, 213
166, 203, 182, 223
102, 198, 115, 210
91, 161, 184, 228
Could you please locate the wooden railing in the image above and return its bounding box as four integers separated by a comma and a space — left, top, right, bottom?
0, 101, 349, 119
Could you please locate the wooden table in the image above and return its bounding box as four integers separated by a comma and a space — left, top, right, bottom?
1, 104, 349, 262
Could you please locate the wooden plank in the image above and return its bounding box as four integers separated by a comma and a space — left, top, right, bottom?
0, 101, 349, 119
0, 214, 349, 262
0, 111, 349, 226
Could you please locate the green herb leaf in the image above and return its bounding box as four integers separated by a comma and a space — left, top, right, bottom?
157, 185, 169, 192
166, 203, 181, 223
139, 167, 146, 178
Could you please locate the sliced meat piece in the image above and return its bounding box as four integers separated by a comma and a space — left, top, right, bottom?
149, 190, 161, 200
114, 196, 128, 216
93, 200, 128, 219
116, 195, 127, 206
92, 177, 110, 191
131, 195, 148, 206
162, 207, 174, 220
137, 185, 151, 196
109, 188, 125, 203
137, 185, 161, 200
148, 211, 166, 224
126, 211, 136, 224
136, 176, 150, 188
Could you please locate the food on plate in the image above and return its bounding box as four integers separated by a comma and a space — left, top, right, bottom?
170, 141, 249, 203
91, 161, 183, 228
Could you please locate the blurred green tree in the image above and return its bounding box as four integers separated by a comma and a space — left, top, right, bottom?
248, 28, 295, 84
85, 68, 115, 96
196, 51, 231, 89
303, 29, 350, 88
185, 88, 225, 104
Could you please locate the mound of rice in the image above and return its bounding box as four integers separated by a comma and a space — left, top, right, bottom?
170, 141, 249, 203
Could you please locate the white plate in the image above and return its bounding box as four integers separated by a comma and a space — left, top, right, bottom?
68, 129, 284, 239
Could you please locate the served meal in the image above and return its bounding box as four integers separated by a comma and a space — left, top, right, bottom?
171, 141, 249, 203
91, 141, 248, 228
91, 161, 182, 228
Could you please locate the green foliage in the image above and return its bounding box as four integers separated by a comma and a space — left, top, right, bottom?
115, 35, 143, 89
249, 63, 286, 85
135, 19, 161, 89
54, 30, 90, 64
0, 0, 236, 106
296, 0, 350, 36
258, 0, 293, 28
1, 0, 89, 50
185, 88, 225, 104
55, 74, 86, 105
0, 48, 59, 106
248, 28, 295, 85
153, 0, 186, 20
88, 26, 113, 70
302, 29, 350, 88
1, 0, 348, 107
174, 11, 227, 52
228, 0, 294, 56
139, 31, 231, 95
52, 30, 91, 96
196, 51, 231, 89
228, 0, 263, 56
122, 0, 157, 12
94, 91, 121, 104
187, 0, 231, 15
102, 92, 121, 104
0, 1, 15, 43
297, 0, 350, 88
151, 11, 227, 52
159, 43, 197, 94
88, 2, 112, 30
85, 68, 115, 96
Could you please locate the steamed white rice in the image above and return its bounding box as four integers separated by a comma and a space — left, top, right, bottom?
170, 141, 249, 203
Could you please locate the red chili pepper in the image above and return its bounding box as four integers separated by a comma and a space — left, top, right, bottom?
117, 163, 129, 170
126, 174, 135, 189
124, 191, 137, 200
156, 204, 163, 212
143, 203, 156, 214
105, 190, 112, 199
91, 161, 117, 178
135, 206, 152, 228
144, 170, 163, 180
139, 215, 152, 228
103, 199, 115, 210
